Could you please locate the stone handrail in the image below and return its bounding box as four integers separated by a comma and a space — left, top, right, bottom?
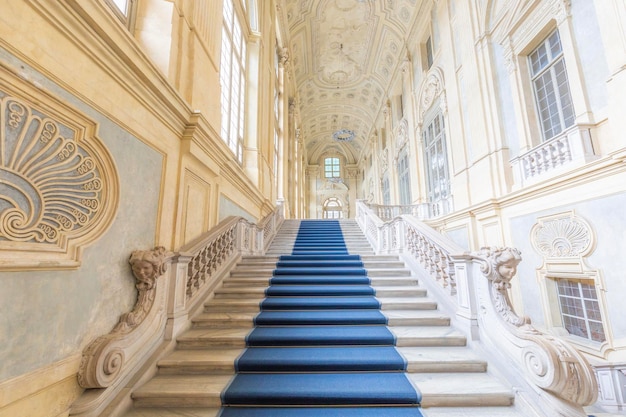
363, 199, 453, 221
355, 200, 598, 416
364, 202, 431, 221
356, 200, 462, 299
72, 203, 284, 416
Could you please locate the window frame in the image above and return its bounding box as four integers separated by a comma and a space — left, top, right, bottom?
398, 147, 411, 205
324, 157, 341, 179
220, 0, 247, 163
422, 109, 450, 214
528, 29, 575, 142
103, 0, 137, 31
322, 197, 343, 219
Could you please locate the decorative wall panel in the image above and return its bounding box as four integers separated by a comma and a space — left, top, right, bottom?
0, 78, 119, 270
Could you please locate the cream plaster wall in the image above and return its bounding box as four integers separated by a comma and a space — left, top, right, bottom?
0, 1, 288, 416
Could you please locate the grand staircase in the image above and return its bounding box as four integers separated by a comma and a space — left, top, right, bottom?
124, 219, 525, 417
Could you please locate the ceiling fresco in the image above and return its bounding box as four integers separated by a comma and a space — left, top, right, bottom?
278, 0, 421, 164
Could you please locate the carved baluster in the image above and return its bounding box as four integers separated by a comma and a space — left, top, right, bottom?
445, 253, 457, 295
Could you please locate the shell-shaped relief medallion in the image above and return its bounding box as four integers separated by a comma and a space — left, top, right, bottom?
0, 92, 119, 270
531, 212, 593, 258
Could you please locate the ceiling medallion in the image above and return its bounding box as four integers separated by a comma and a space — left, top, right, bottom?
332, 129, 355, 142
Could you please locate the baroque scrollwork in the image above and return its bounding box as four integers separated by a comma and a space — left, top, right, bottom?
0, 91, 118, 269
78, 247, 170, 388
475, 247, 530, 327
472, 247, 598, 406
531, 213, 593, 258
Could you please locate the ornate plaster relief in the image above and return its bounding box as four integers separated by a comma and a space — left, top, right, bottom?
0, 76, 119, 270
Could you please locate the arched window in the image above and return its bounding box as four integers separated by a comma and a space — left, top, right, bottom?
323, 197, 343, 219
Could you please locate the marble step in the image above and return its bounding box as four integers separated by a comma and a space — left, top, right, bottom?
232, 260, 407, 269
131, 372, 512, 408
408, 373, 514, 407
175, 325, 466, 349
203, 297, 439, 313
365, 268, 412, 276
123, 407, 221, 417
191, 310, 451, 329
155, 346, 486, 375
422, 407, 527, 417
213, 285, 428, 298
221, 275, 420, 287
131, 375, 231, 407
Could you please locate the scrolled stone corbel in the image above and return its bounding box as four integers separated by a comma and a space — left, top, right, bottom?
472, 247, 598, 407
78, 246, 170, 388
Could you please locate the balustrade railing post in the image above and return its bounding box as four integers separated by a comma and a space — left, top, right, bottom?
165, 253, 192, 340
451, 254, 479, 340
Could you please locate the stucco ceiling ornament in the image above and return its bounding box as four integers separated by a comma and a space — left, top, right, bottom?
0, 92, 119, 270
332, 128, 355, 142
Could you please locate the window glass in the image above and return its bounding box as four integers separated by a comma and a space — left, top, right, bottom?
398, 149, 411, 205
324, 157, 340, 178
557, 279, 606, 343
422, 112, 450, 214
529, 30, 575, 141
220, 1, 246, 162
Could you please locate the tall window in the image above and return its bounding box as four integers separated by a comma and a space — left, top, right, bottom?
425, 36, 434, 70
423, 112, 450, 215
382, 175, 390, 205
274, 48, 280, 178
529, 30, 575, 141
556, 279, 606, 343
398, 149, 411, 205
220, 0, 246, 162
324, 157, 340, 178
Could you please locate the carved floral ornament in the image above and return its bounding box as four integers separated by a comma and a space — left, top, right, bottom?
0, 90, 118, 270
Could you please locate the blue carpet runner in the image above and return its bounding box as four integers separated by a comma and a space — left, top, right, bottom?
219, 220, 423, 416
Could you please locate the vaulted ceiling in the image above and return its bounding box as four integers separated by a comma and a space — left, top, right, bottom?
278, 0, 422, 164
